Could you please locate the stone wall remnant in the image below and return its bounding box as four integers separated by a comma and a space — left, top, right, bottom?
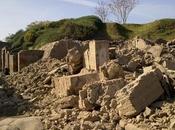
84, 40, 109, 71
18, 50, 44, 71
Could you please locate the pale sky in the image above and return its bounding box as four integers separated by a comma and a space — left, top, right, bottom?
0, 0, 175, 41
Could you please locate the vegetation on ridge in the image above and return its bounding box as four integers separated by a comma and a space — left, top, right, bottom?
5, 16, 175, 52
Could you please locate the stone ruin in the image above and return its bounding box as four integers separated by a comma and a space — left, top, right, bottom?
1, 38, 175, 130
1, 47, 44, 74
0, 39, 85, 75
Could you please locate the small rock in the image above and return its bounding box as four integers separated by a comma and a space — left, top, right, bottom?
143, 107, 153, 118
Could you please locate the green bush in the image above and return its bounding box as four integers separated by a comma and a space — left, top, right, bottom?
24, 30, 37, 42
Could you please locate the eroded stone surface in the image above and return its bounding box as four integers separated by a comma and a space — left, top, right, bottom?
116, 69, 164, 117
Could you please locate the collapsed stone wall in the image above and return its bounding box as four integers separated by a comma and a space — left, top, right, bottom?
18, 50, 44, 71
1, 40, 84, 74
1, 49, 44, 73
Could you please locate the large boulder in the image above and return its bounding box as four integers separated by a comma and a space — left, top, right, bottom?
115, 69, 164, 117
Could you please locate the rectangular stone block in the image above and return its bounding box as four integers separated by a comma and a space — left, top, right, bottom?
9, 54, 18, 73
18, 50, 44, 71
116, 69, 164, 117
5, 51, 10, 69
54, 73, 100, 97
1, 47, 9, 72
0, 43, 10, 71
84, 40, 109, 71
1, 48, 5, 71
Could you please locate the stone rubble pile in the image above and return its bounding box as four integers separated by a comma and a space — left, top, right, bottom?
0, 38, 175, 130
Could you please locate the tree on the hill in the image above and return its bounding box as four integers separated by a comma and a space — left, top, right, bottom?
95, 0, 109, 22
109, 0, 138, 24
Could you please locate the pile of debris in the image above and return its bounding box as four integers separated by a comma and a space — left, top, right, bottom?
1, 38, 175, 130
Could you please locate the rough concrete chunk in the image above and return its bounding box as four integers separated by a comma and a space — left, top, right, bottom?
116, 69, 164, 117
54, 73, 100, 97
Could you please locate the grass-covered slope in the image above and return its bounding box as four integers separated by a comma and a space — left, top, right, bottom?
124, 19, 175, 40
5, 16, 175, 51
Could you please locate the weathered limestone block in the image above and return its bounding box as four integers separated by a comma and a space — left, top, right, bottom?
9, 54, 18, 73
54, 73, 100, 97
84, 40, 109, 71
148, 45, 163, 58
116, 69, 164, 117
5, 51, 10, 69
40, 40, 82, 60
1, 48, 6, 71
134, 38, 149, 50
0, 42, 10, 71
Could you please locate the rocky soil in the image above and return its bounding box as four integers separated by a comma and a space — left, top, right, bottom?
1, 38, 175, 130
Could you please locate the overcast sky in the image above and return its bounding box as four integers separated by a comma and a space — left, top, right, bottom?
0, 0, 175, 41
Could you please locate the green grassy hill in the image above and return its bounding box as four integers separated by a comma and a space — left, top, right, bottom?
5, 16, 175, 52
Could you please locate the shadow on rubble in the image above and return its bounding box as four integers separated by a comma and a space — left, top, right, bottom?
0, 77, 32, 117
